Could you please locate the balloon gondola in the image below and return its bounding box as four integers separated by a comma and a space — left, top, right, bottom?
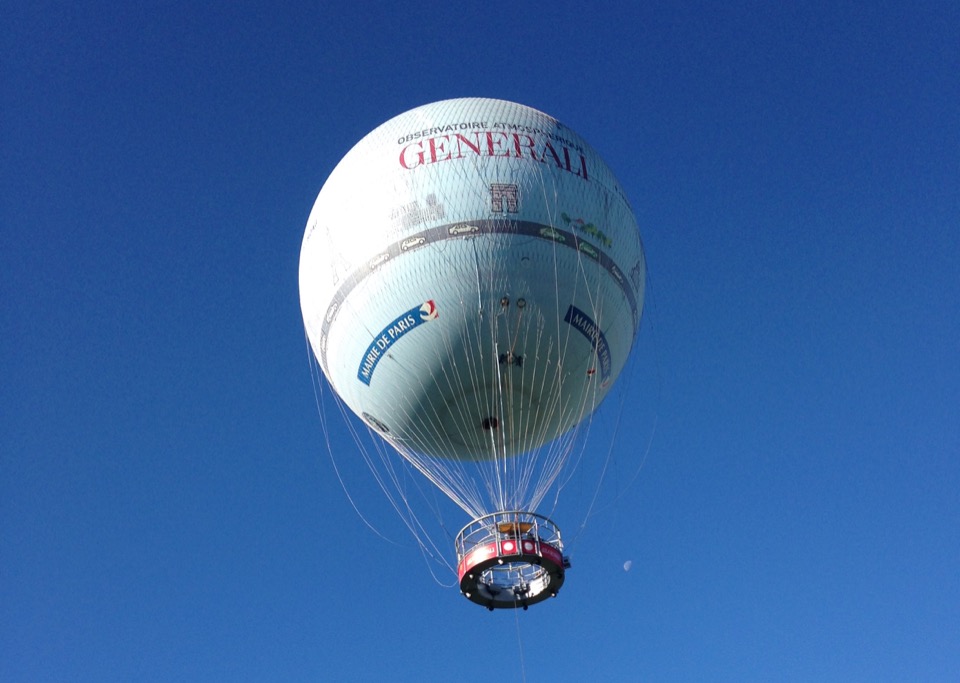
300, 98, 646, 608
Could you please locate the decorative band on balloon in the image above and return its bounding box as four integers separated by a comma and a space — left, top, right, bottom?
316, 219, 639, 373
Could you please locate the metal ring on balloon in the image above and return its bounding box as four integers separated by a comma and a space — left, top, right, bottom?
455, 511, 568, 610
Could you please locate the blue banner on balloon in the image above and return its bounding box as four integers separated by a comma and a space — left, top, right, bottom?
357, 300, 438, 385
563, 304, 611, 383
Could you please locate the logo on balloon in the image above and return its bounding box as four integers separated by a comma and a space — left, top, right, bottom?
361, 412, 390, 433
560, 212, 612, 248
420, 300, 439, 321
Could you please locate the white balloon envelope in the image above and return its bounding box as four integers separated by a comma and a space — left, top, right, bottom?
300, 98, 646, 608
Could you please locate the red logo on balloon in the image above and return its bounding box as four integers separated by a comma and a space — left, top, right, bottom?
420, 300, 439, 321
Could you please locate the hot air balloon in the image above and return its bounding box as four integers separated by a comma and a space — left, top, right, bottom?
300, 98, 645, 609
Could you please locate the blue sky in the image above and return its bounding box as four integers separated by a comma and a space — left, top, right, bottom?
3, 1, 958, 680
